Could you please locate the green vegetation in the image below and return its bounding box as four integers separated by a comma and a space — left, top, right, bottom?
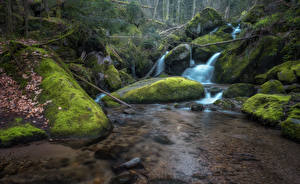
223, 83, 256, 98
0, 124, 46, 147
281, 103, 300, 142
242, 94, 291, 126
103, 77, 204, 106
260, 80, 285, 94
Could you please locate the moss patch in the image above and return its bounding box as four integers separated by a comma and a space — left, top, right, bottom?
242, 94, 291, 126
260, 80, 285, 94
0, 124, 47, 147
36, 57, 110, 138
103, 77, 205, 106
223, 83, 256, 98
281, 103, 300, 142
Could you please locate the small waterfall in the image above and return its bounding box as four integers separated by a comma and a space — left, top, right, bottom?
155, 51, 169, 77
182, 52, 221, 84
95, 94, 106, 103
228, 23, 241, 39
182, 52, 222, 104
190, 47, 195, 67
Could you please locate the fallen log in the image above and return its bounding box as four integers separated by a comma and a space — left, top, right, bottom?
111, 0, 153, 9
189, 36, 258, 47
72, 73, 132, 108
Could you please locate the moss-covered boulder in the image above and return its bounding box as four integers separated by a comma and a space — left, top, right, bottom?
0, 124, 47, 147
214, 97, 248, 111
223, 83, 257, 98
260, 80, 285, 94
102, 77, 205, 106
214, 36, 282, 83
185, 8, 224, 39
242, 5, 265, 24
242, 94, 291, 126
165, 44, 191, 75
36, 56, 111, 138
281, 103, 300, 142
254, 60, 300, 84
102, 64, 122, 91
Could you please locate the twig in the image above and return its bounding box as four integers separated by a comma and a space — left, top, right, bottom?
72, 73, 132, 108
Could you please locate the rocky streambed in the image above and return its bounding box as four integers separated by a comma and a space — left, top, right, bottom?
1, 103, 299, 184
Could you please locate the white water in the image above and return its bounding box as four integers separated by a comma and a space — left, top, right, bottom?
95, 94, 106, 103
228, 23, 241, 39
155, 51, 169, 77
197, 89, 223, 105
182, 52, 221, 84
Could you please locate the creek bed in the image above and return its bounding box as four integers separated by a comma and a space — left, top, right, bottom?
0, 104, 300, 184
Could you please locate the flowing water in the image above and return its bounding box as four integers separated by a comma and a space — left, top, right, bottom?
1, 104, 299, 184
155, 51, 169, 77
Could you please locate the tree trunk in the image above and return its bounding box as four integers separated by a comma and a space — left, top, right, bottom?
56, 0, 62, 18
43, 0, 49, 17
7, 0, 13, 33
192, 0, 196, 17
23, 0, 29, 38
153, 0, 159, 19
177, 0, 181, 23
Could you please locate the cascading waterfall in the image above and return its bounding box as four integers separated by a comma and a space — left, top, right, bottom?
95, 94, 106, 103
228, 23, 241, 39
155, 51, 169, 77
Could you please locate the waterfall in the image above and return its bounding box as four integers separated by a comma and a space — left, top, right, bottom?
182, 52, 222, 104
95, 94, 106, 103
182, 52, 221, 84
228, 23, 241, 39
190, 46, 195, 67
155, 51, 169, 77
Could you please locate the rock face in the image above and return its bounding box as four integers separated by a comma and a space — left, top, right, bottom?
102, 77, 205, 106
185, 8, 224, 39
260, 80, 285, 94
35, 49, 111, 138
281, 103, 300, 142
242, 94, 291, 126
214, 36, 282, 83
223, 83, 257, 98
164, 44, 191, 75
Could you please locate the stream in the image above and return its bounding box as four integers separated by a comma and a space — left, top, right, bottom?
0, 104, 300, 184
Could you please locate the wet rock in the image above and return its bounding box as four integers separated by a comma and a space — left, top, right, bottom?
153, 135, 174, 145
94, 149, 115, 160
223, 83, 257, 98
191, 104, 205, 111
209, 87, 223, 96
110, 172, 138, 184
113, 158, 143, 173
123, 109, 136, 115
165, 44, 191, 75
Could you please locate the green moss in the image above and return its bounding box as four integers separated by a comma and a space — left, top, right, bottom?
255, 60, 300, 84
185, 7, 224, 38
242, 94, 291, 126
214, 36, 281, 83
242, 5, 265, 24
223, 83, 256, 98
254, 13, 281, 30
0, 124, 46, 147
103, 77, 204, 105
36, 57, 110, 138
260, 80, 285, 94
281, 103, 300, 141
165, 44, 191, 75
119, 69, 136, 86
103, 64, 122, 91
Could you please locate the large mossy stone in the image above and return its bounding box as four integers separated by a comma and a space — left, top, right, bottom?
165, 44, 191, 75
0, 124, 47, 147
214, 36, 282, 83
260, 80, 285, 94
36, 57, 111, 138
254, 60, 300, 84
242, 94, 291, 126
281, 103, 300, 142
103, 64, 122, 91
185, 8, 224, 39
102, 77, 205, 106
223, 83, 257, 98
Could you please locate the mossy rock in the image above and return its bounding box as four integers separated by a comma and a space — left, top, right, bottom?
119, 69, 136, 86
242, 5, 265, 24
36, 56, 110, 138
102, 77, 205, 106
103, 64, 122, 91
223, 83, 257, 98
214, 36, 282, 83
242, 94, 291, 126
281, 103, 300, 142
185, 8, 224, 39
254, 60, 300, 84
260, 80, 285, 94
214, 97, 248, 111
165, 44, 191, 75
0, 124, 47, 147
192, 33, 231, 63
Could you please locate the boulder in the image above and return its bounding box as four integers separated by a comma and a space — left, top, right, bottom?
214, 97, 248, 111
185, 8, 224, 39
223, 83, 257, 98
281, 103, 300, 142
260, 80, 285, 94
214, 36, 282, 83
102, 77, 205, 106
242, 94, 291, 126
165, 44, 191, 75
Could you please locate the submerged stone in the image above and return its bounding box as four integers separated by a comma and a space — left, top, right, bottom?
102, 77, 205, 106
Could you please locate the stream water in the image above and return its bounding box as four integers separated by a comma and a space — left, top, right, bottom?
1, 104, 299, 184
